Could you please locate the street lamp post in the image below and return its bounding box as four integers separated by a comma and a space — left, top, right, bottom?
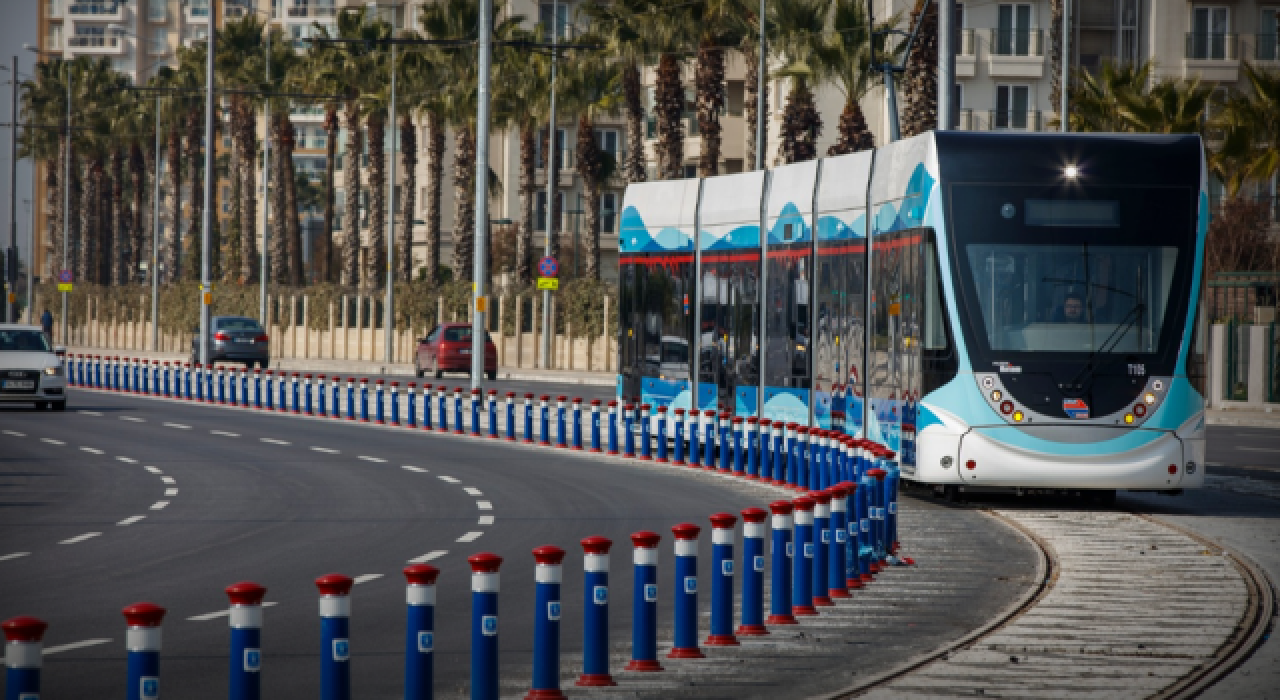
5, 56, 17, 323
24, 199, 33, 323
385, 9, 398, 365
540, 0, 559, 370
198, 0, 216, 366
151, 93, 162, 350
472, 0, 493, 388
260, 27, 271, 326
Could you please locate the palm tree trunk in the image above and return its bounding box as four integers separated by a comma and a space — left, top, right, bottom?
695, 45, 725, 177
576, 114, 602, 280
110, 150, 126, 286
397, 114, 417, 283
131, 143, 146, 284
78, 159, 97, 284
165, 129, 182, 283
342, 102, 362, 287
225, 137, 242, 284
270, 113, 290, 285
318, 107, 339, 285
452, 125, 476, 282
622, 61, 646, 184
829, 99, 875, 155
282, 124, 304, 286
516, 126, 535, 285
542, 128, 562, 262
99, 163, 112, 284
185, 108, 204, 282
365, 112, 386, 289
423, 111, 444, 283
235, 99, 259, 284
1049, 0, 1064, 116
46, 152, 62, 279
901, 0, 939, 138
743, 41, 768, 170
779, 81, 822, 164
654, 54, 686, 180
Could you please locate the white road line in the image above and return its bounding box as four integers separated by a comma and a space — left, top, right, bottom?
120, 416, 145, 422
117, 516, 146, 526
144, 466, 163, 474
464, 487, 483, 496
437, 475, 460, 484
0, 552, 31, 562
402, 465, 428, 473
160, 476, 176, 484
353, 574, 383, 585
164, 488, 179, 497
358, 456, 387, 463
311, 447, 340, 454
150, 501, 169, 510
59, 532, 102, 545
188, 602, 278, 622
211, 430, 240, 437
78, 411, 102, 416
456, 531, 484, 543
80, 447, 103, 454
1236, 445, 1280, 453
476, 501, 492, 510
43, 639, 111, 655
163, 423, 191, 430
260, 438, 290, 445
478, 515, 495, 526
116, 456, 137, 464
2, 430, 25, 437
408, 550, 447, 564
41, 438, 64, 445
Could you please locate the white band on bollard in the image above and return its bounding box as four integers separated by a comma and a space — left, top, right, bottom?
535, 564, 563, 584
772, 514, 793, 530
319, 596, 351, 618
794, 510, 814, 526
814, 503, 830, 518
633, 548, 658, 566
712, 529, 734, 545
744, 522, 767, 538
584, 554, 610, 573
406, 585, 436, 606
126, 626, 163, 652
831, 498, 847, 513
674, 540, 697, 557
230, 605, 263, 629
472, 572, 500, 593
5, 642, 42, 669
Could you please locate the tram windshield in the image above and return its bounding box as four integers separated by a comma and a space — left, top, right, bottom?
964, 244, 1177, 353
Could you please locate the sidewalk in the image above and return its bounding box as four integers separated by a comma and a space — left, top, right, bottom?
1207, 407, 1280, 428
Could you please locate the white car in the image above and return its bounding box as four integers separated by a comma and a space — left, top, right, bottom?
0, 324, 67, 411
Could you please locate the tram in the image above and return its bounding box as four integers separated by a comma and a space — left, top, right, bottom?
617, 131, 1207, 493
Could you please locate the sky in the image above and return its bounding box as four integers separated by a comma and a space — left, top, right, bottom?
0, 0, 40, 273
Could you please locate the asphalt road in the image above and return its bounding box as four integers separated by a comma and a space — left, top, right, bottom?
1205, 424, 1280, 483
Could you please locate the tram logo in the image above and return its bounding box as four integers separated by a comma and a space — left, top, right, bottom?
1063, 398, 1090, 419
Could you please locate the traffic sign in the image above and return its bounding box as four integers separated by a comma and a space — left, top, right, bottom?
537, 277, 559, 291
58, 269, 73, 284
538, 256, 559, 278
57, 283, 73, 293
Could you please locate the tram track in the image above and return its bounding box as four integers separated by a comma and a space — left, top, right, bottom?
824, 504, 1275, 700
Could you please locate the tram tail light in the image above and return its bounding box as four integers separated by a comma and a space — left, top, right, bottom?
965, 459, 976, 470
1167, 464, 1178, 475
1000, 400, 1014, 415
1133, 403, 1147, 418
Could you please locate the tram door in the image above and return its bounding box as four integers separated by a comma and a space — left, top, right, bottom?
762, 161, 819, 425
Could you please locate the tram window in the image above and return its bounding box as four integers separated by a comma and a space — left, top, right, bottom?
924, 240, 947, 350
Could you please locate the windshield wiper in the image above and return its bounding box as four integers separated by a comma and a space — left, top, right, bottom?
1065, 302, 1145, 390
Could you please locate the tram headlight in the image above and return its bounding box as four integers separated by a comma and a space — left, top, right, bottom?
1011, 410, 1024, 422
1064, 164, 1080, 178
1124, 413, 1135, 424
990, 390, 1002, 402
1144, 392, 1156, 405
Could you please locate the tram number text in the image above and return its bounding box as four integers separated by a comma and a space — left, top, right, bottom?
1128, 364, 1146, 376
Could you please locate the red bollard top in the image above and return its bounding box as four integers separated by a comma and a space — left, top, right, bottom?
403, 564, 440, 586
532, 545, 566, 566
122, 602, 167, 628
2, 616, 48, 643
488, 389, 497, 396
840, 480, 858, 494
796, 426, 810, 436
507, 392, 517, 398
468, 552, 504, 573
472, 388, 481, 395
674, 407, 685, 415
608, 399, 618, 407
703, 409, 716, 417
793, 496, 815, 512
318, 374, 327, 380
376, 379, 385, 385
746, 416, 759, 424
829, 484, 849, 499
254, 368, 261, 375
225, 582, 268, 606
760, 418, 772, 427
315, 573, 354, 596
556, 395, 568, 402
768, 500, 794, 516
709, 512, 738, 529
293, 372, 301, 378
572, 397, 582, 404
809, 490, 831, 506
657, 405, 667, 413
624, 403, 635, 412
408, 382, 417, 388
591, 399, 602, 406
580, 535, 613, 554
423, 383, 433, 391
785, 422, 799, 431
882, 450, 897, 460
540, 394, 551, 401
741, 507, 768, 523
391, 381, 399, 387
867, 468, 887, 480
731, 416, 743, 424
671, 522, 701, 540
630, 530, 661, 549
719, 411, 730, 420
525, 393, 535, 399
640, 403, 651, 411
305, 374, 313, 379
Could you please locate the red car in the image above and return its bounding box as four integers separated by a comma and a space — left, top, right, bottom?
415, 322, 498, 380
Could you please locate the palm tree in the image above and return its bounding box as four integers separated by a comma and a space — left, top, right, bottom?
580, 0, 650, 183
1066, 60, 1152, 133
772, 0, 829, 164
1118, 77, 1212, 134
216, 15, 269, 285
691, 0, 748, 176
900, 0, 938, 138
1212, 63, 1280, 195
492, 27, 550, 285
20, 59, 75, 283
298, 29, 347, 284
630, 3, 695, 179
823, 0, 898, 154
1049, 0, 1065, 116
558, 49, 623, 280
742, 31, 768, 169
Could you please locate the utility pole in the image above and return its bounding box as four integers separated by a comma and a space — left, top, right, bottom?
540, 0, 558, 370
755, 0, 765, 171
472, 0, 493, 388
7, 56, 17, 323
1061, 0, 1071, 132
938, 0, 954, 130
199, 0, 216, 366
260, 28, 271, 324
385, 8, 398, 364
151, 94, 162, 350
61, 61, 69, 343
24, 199, 32, 323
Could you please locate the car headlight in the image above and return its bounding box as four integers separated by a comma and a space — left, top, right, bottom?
44, 365, 63, 376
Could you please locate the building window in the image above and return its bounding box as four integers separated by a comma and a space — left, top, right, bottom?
600, 192, 618, 233
47, 25, 63, 51
539, 2, 570, 41
189, 0, 209, 17
683, 164, 697, 179
1189, 6, 1230, 59
535, 128, 567, 170
535, 191, 564, 232
149, 30, 169, 55
1117, 0, 1139, 64
147, 0, 166, 21
596, 129, 619, 161
995, 3, 1033, 56
1258, 7, 1279, 61
995, 84, 1031, 129
955, 3, 965, 50
47, 0, 63, 19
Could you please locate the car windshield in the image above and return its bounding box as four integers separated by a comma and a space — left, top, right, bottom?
442, 327, 494, 343
662, 341, 689, 364
0, 330, 52, 353
216, 318, 262, 331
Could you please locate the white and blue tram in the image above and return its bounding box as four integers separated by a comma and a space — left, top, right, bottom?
617, 131, 1207, 493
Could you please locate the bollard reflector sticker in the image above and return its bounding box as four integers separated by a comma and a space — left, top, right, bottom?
418, 631, 434, 652
141, 677, 159, 700
754, 555, 765, 572
245, 648, 261, 672
889, 503, 897, 514
821, 530, 830, 544
594, 586, 609, 605
722, 560, 734, 576
848, 523, 857, 535
333, 639, 350, 661
804, 543, 815, 558
861, 519, 870, 533
548, 602, 561, 620
786, 542, 794, 558
836, 530, 847, 543
684, 576, 697, 594
644, 584, 658, 602
482, 615, 498, 636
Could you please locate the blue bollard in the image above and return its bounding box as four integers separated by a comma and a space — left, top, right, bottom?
625, 531, 663, 672
391, 382, 402, 426
555, 396, 568, 448
470, 389, 482, 437
705, 513, 739, 646
792, 496, 818, 616
217, 366, 227, 404
571, 398, 584, 450
93, 355, 102, 388
797, 426, 812, 490
468, 552, 503, 700
669, 523, 704, 659
505, 392, 517, 441
406, 382, 417, 427
528, 545, 566, 699
452, 388, 465, 435
226, 581, 266, 700
3, 615, 47, 700
437, 386, 449, 432
418, 384, 431, 429
253, 370, 263, 409
702, 410, 716, 468
672, 408, 686, 465
655, 406, 669, 463
717, 413, 731, 471
857, 467, 874, 583
374, 380, 386, 425
812, 431, 827, 490
811, 490, 833, 607
360, 379, 371, 423
688, 408, 701, 468
403, 565, 438, 700
638, 404, 652, 461
738, 507, 770, 635
606, 401, 619, 455
732, 417, 746, 475
538, 395, 551, 446
125, 358, 135, 393
520, 393, 533, 442
240, 368, 251, 407
318, 375, 330, 417
577, 536, 616, 686
589, 399, 602, 452
264, 371, 276, 411
123, 602, 166, 700
305, 375, 315, 416
746, 417, 760, 478
622, 404, 635, 458
784, 423, 798, 487
280, 372, 292, 413
346, 378, 357, 421
869, 466, 888, 567
828, 484, 851, 600
842, 481, 864, 590
883, 449, 901, 556
487, 390, 498, 439
194, 364, 205, 402
181, 363, 190, 400
316, 574, 354, 700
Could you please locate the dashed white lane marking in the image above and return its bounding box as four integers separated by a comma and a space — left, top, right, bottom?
116, 456, 137, 464
211, 430, 239, 437
260, 438, 290, 445
78, 411, 102, 416
437, 475, 460, 484
150, 501, 169, 510
41, 438, 64, 445
476, 501, 492, 510
144, 466, 163, 474
117, 516, 146, 526
164, 488, 179, 497
163, 423, 191, 430
311, 447, 340, 454
79, 447, 103, 455
408, 550, 447, 564
358, 455, 387, 463
120, 415, 145, 422
1236, 445, 1280, 453
402, 465, 428, 473
456, 531, 484, 543
160, 476, 176, 484
59, 532, 102, 544
44, 639, 111, 655
353, 574, 383, 585
188, 602, 278, 622
478, 515, 495, 525
464, 487, 483, 496
2, 430, 25, 436
0, 552, 31, 562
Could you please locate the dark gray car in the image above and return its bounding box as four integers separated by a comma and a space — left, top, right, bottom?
191, 316, 270, 367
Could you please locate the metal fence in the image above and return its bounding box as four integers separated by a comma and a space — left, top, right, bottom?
1205, 271, 1280, 324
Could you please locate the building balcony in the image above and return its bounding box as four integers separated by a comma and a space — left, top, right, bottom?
67, 1, 124, 22
956, 28, 976, 77
958, 109, 1046, 132
1254, 34, 1279, 64
1184, 33, 1240, 82
986, 28, 1045, 78
185, 4, 211, 24
285, 5, 338, 21
67, 35, 124, 54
